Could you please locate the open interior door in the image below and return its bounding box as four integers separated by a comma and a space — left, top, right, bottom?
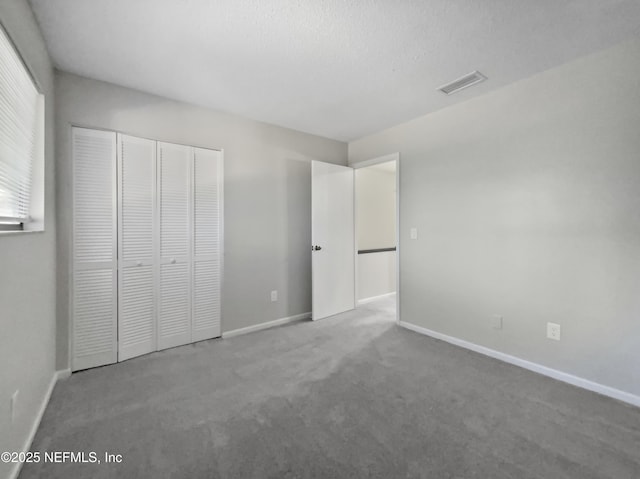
312, 161, 355, 320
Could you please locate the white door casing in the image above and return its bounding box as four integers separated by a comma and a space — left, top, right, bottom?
311, 161, 355, 320
71, 127, 118, 371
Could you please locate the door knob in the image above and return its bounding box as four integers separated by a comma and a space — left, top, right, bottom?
136, 261, 143, 266
170, 258, 176, 264
313, 245, 322, 251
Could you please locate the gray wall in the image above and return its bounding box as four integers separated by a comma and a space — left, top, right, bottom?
0, 1, 56, 478
349, 38, 640, 397
55, 72, 347, 370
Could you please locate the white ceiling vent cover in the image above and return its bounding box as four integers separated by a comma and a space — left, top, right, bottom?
438, 71, 487, 95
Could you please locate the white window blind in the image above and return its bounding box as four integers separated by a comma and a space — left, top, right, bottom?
0, 24, 41, 226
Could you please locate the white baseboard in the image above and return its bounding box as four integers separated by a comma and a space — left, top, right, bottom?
358, 292, 396, 304
9, 369, 70, 479
399, 321, 640, 408
55, 369, 71, 381
222, 312, 311, 339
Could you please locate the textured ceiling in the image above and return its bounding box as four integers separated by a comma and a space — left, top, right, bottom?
28, 0, 640, 141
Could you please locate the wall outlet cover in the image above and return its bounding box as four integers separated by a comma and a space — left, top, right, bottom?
547, 322, 561, 341
11, 390, 18, 423
270, 290, 278, 302
491, 315, 503, 330
410, 227, 418, 240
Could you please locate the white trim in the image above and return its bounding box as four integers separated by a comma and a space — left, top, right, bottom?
66, 123, 74, 372
396, 157, 400, 324
399, 321, 640, 408
222, 312, 311, 339
352, 164, 358, 315
358, 292, 396, 305
351, 152, 400, 170
0, 230, 44, 237
352, 165, 357, 315
218, 149, 225, 338
9, 369, 70, 479
55, 369, 71, 381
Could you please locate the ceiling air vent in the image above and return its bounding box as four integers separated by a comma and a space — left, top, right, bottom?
438, 71, 487, 95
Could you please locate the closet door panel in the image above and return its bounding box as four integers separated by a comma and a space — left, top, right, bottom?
157, 142, 192, 349
119, 265, 155, 359
72, 127, 117, 371
118, 134, 157, 361
193, 259, 220, 339
159, 261, 190, 347
192, 147, 222, 342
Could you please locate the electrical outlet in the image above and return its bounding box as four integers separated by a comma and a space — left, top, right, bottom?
491, 315, 503, 330
270, 290, 278, 302
547, 322, 561, 341
410, 227, 418, 240
11, 390, 18, 423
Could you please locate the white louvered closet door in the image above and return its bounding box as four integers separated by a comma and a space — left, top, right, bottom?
72, 128, 117, 371
157, 142, 192, 350
118, 134, 157, 361
192, 147, 223, 342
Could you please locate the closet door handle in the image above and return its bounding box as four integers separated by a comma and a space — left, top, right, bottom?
136, 261, 143, 267
170, 258, 176, 264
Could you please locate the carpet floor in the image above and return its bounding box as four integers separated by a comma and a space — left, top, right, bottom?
21, 295, 640, 478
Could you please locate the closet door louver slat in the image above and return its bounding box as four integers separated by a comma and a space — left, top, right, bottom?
192, 147, 222, 342
117, 134, 157, 361
72, 128, 223, 369
71, 128, 117, 371
157, 142, 192, 350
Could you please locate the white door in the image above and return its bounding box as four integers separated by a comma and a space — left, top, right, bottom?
311, 161, 355, 320
192, 147, 223, 341
118, 134, 157, 361
72, 128, 118, 371
157, 142, 192, 350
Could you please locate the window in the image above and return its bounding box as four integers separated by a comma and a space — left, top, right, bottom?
0, 23, 44, 232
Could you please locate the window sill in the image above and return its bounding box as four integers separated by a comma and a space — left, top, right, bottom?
0, 229, 45, 237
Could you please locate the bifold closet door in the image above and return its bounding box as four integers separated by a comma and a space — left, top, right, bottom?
192, 147, 222, 341
157, 142, 192, 350
72, 128, 118, 371
118, 134, 157, 361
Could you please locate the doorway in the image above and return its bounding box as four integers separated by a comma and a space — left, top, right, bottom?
353, 154, 399, 321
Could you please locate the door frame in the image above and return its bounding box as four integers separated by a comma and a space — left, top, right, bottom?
351, 152, 400, 324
